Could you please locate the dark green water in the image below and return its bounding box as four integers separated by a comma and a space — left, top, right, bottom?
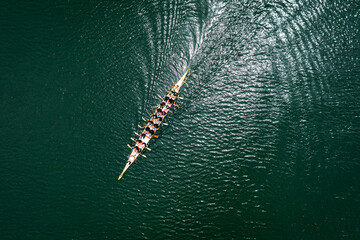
1, 1, 359, 239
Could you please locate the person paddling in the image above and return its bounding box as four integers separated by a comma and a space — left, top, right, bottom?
161, 105, 169, 112
136, 140, 146, 150
148, 123, 156, 131
153, 116, 161, 124
134, 146, 140, 153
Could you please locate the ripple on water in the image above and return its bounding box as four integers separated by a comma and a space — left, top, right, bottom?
1, 0, 359, 239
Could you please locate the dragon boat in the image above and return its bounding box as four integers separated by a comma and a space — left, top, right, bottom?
118, 68, 191, 180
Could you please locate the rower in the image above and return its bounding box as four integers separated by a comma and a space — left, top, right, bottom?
161, 105, 169, 112
141, 128, 150, 139
158, 110, 166, 117
136, 139, 145, 147
156, 112, 163, 118
152, 117, 160, 124
156, 108, 163, 115
172, 85, 179, 92
153, 117, 160, 124
148, 123, 155, 131
164, 99, 171, 107
137, 140, 146, 150
169, 90, 177, 98
151, 115, 158, 122
142, 130, 152, 144
134, 146, 140, 153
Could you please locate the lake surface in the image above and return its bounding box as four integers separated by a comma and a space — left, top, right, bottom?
1, 1, 359, 239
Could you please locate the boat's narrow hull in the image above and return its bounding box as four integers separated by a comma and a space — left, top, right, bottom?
118, 68, 190, 180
